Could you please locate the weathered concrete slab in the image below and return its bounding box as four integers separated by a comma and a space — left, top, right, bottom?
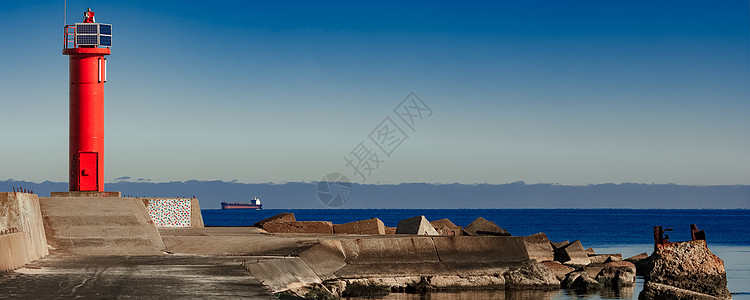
395, 216, 439, 235
385, 226, 397, 234
430, 218, 462, 236
40, 197, 165, 255
0, 233, 29, 271
243, 257, 321, 293
433, 236, 529, 263
298, 240, 346, 279
254, 212, 295, 227
333, 218, 385, 234
463, 217, 510, 236
523, 232, 554, 262
554, 240, 591, 266
263, 221, 333, 234
1, 255, 275, 299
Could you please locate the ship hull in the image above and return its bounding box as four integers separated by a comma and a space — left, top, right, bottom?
221, 202, 262, 210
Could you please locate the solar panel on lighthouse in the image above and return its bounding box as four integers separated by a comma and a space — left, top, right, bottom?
75, 23, 112, 47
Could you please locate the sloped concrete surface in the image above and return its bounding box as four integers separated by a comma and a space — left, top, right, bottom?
0, 255, 275, 299
40, 197, 165, 255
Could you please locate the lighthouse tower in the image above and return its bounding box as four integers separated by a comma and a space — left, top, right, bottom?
63, 9, 112, 191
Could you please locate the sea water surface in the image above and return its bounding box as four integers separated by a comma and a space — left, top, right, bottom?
203, 209, 750, 299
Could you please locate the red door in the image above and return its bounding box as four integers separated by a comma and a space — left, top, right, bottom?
77, 152, 98, 191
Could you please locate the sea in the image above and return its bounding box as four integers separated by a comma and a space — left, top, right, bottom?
202, 209, 750, 300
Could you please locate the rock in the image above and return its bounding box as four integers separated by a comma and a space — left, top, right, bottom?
596, 261, 636, 288
254, 213, 295, 227
583, 265, 603, 279
430, 219, 462, 236
523, 232, 554, 262
334, 218, 385, 235
585, 247, 596, 256
504, 260, 560, 290
395, 216, 439, 235
541, 261, 575, 281
554, 240, 591, 266
262, 221, 333, 234
384, 227, 397, 234
625, 252, 651, 276
562, 271, 599, 292
626, 252, 649, 262
462, 217, 510, 236
589, 253, 623, 264
640, 281, 729, 300
642, 240, 730, 299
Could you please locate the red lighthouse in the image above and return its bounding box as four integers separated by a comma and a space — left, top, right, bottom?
63, 9, 112, 191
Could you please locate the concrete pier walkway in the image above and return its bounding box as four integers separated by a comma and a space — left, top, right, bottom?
1, 254, 275, 299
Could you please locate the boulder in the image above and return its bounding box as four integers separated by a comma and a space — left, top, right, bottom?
334, 218, 385, 235
430, 219, 462, 236
554, 240, 591, 266
641, 240, 730, 299
254, 213, 295, 227
589, 253, 622, 264
395, 216, 439, 235
585, 247, 596, 256
625, 252, 651, 276
562, 271, 599, 292
596, 261, 636, 288
522, 232, 554, 262
541, 261, 575, 281
263, 221, 333, 234
639, 281, 729, 300
504, 260, 560, 290
462, 217, 510, 236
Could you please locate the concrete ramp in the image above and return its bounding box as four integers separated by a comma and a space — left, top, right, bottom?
40, 197, 165, 255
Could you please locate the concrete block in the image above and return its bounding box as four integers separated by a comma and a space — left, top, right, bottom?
0, 192, 48, 270
430, 219, 462, 236
433, 236, 529, 263
551, 240, 570, 250
395, 216, 439, 235
523, 232, 554, 262
585, 247, 596, 255
385, 227, 397, 234
589, 253, 622, 264
190, 198, 204, 228
244, 257, 321, 293
263, 221, 333, 234
463, 217, 510, 236
0, 233, 29, 271
333, 218, 385, 235
339, 236, 439, 264
299, 240, 347, 279
254, 213, 295, 227
554, 240, 591, 266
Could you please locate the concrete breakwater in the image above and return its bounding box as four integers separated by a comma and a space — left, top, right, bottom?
0, 193, 732, 299
246, 212, 642, 298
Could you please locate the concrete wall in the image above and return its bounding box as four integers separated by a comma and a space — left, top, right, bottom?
143, 198, 204, 228
0, 192, 49, 271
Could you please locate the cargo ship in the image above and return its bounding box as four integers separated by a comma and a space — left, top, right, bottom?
221, 197, 262, 210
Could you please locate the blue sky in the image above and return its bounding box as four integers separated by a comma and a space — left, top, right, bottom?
1, 0, 748, 185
